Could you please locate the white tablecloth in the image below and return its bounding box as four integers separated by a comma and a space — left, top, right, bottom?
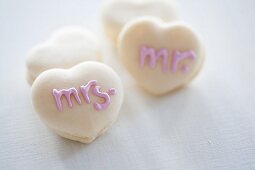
1, 0, 255, 169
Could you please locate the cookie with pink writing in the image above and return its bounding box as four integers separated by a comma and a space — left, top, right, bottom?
118, 17, 205, 95
31, 61, 123, 143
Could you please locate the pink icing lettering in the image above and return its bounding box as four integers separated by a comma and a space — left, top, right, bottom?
92, 86, 111, 111
52, 87, 81, 112
172, 50, 196, 73
107, 88, 117, 95
52, 80, 117, 112
140, 46, 169, 73
80, 80, 97, 104
139, 46, 197, 73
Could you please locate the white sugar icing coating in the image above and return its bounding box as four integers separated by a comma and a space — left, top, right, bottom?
31, 62, 124, 143
118, 17, 205, 95
26, 26, 101, 85
102, 0, 179, 43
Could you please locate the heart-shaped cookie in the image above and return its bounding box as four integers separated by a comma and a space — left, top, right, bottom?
118, 17, 205, 95
102, 0, 178, 43
26, 26, 101, 85
31, 62, 123, 143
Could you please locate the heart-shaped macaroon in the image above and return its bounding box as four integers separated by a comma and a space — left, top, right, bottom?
118, 17, 205, 95
31, 61, 123, 143
102, 0, 178, 43
26, 26, 101, 85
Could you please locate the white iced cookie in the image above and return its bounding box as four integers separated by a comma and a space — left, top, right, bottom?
31, 62, 123, 143
26, 26, 101, 85
102, 0, 178, 43
118, 17, 205, 95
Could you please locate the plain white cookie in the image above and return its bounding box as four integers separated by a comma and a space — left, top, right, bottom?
118, 17, 205, 95
102, 0, 179, 43
31, 61, 124, 143
26, 26, 101, 85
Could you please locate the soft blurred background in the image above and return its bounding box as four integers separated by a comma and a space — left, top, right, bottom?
1, 0, 255, 169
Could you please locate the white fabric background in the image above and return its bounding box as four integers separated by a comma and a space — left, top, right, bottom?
1, 0, 255, 169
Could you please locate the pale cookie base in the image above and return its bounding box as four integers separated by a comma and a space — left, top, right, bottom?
26, 71, 36, 86
53, 121, 114, 143
145, 46, 206, 95
32, 62, 124, 144
118, 17, 205, 95
102, 0, 179, 44
103, 20, 121, 44
164, 47, 206, 95
26, 26, 101, 86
